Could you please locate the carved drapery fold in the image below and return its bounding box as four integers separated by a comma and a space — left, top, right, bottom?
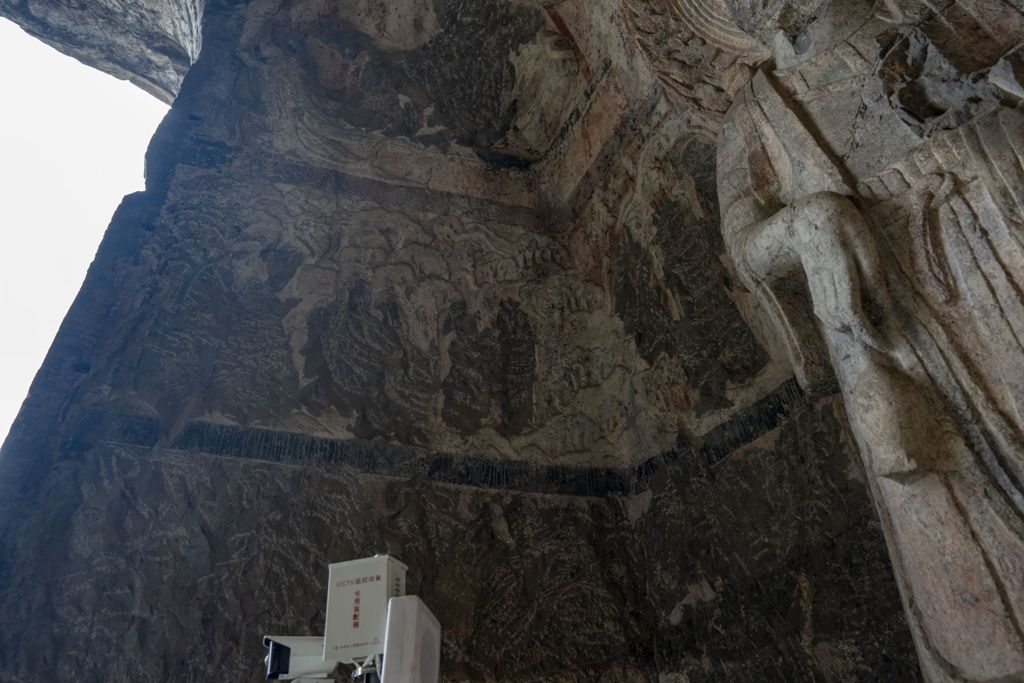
719, 60, 1024, 683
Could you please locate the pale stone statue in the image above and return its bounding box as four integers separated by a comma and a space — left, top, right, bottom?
715, 1, 1024, 679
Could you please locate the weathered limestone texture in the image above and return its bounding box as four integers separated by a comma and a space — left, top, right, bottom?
714, 0, 1024, 679
0, 396, 918, 681
1, 0, 1019, 679
0, 0, 202, 102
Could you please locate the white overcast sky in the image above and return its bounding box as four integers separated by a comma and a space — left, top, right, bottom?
0, 19, 169, 445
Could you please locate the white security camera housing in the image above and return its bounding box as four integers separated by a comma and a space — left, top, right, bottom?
264, 635, 337, 680
263, 555, 439, 682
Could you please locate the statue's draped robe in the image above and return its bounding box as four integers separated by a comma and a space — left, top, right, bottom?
719, 68, 1024, 680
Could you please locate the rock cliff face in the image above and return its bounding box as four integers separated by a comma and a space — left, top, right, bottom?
2, 0, 1022, 680
0, 0, 202, 102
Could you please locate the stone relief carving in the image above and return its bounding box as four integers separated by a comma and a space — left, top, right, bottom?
623, 0, 768, 139
47, 0, 786, 470
712, 0, 1024, 678
4, 0, 1024, 678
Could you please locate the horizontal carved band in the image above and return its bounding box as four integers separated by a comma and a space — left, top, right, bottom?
65, 379, 806, 496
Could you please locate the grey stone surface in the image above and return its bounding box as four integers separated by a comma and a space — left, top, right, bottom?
0, 394, 915, 682
715, 0, 1024, 678
13, 0, 1024, 679
0, 0, 201, 102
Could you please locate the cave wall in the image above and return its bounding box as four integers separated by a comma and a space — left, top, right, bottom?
4, 0, 793, 470
0, 391, 916, 682
0, 0, 964, 680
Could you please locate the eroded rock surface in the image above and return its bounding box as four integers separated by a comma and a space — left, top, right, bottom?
0, 390, 915, 682
6, 0, 1023, 679
715, 0, 1024, 678
0, 0, 202, 101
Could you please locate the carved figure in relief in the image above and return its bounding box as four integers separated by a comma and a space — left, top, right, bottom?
711, 1, 1024, 679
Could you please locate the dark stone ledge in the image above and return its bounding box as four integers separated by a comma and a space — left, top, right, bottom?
65, 378, 808, 497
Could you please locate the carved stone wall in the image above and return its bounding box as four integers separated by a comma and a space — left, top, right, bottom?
0, 385, 916, 681
6, 0, 1021, 679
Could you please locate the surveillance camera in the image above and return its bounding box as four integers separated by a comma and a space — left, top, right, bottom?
263, 635, 339, 680
262, 555, 439, 682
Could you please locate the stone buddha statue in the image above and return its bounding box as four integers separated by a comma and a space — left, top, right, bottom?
713, 0, 1024, 679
